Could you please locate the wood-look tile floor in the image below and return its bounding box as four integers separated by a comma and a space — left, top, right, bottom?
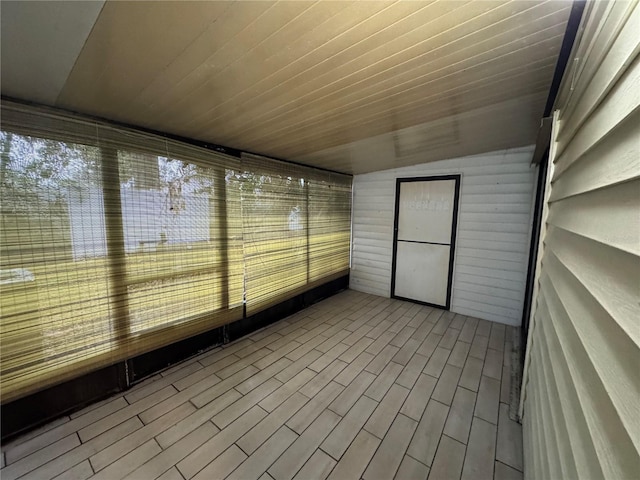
1, 290, 524, 480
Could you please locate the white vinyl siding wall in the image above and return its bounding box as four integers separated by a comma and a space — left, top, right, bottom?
350, 146, 537, 326
521, 1, 640, 479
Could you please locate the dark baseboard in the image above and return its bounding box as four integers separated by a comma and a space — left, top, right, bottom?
1, 274, 349, 443
1, 363, 127, 443
227, 275, 349, 342
126, 327, 225, 385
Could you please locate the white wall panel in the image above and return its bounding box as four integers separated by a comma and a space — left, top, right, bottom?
350, 146, 537, 325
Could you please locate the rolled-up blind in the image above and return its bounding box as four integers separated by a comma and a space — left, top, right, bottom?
0, 101, 243, 402
241, 154, 351, 315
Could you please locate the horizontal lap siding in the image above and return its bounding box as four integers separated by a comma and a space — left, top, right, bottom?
350, 146, 536, 325
522, 2, 640, 479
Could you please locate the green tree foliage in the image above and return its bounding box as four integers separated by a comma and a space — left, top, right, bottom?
0, 131, 100, 215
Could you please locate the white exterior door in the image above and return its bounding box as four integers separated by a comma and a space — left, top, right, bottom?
392, 176, 460, 308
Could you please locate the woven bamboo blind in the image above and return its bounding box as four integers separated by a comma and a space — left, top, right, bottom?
0, 102, 244, 402
308, 171, 352, 283
0, 102, 351, 403
241, 154, 351, 315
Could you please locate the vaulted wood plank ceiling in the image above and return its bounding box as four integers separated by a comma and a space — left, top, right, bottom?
1, 1, 572, 174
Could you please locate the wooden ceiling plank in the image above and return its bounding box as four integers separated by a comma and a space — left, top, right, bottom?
133, 1, 276, 113
2, 0, 572, 173
177, 0, 398, 131
263, 69, 553, 155
233, 60, 558, 157
141, 1, 314, 123
277, 20, 567, 140
163, 1, 359, 128
266, 78, 553, 159
226, 35, 563, 151
267, 73, 554, 160
190, 0, 480, 136
196, 1, 567, 141
226, 72, 551, 163
218, 16, 568, 148
183, 0, 443, 132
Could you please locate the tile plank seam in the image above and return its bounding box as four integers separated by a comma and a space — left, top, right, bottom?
0, 292, 517, 480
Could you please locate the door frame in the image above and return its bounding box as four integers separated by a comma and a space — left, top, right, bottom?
390, 175, 461, 310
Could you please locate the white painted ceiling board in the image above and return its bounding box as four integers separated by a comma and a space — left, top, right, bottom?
211, 2, 568, 146
0, 1, 104, 104
0, 0, 572, 174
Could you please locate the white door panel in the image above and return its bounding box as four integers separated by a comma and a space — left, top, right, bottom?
393, 177, 459, 308
394, 242, 450, 306
397, 179, 456, 244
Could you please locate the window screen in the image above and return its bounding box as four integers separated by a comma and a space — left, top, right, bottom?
0, 102, 350, 402
0, 103, 243, 402
241, 155, 309, 315
309, 171, 352, 283
1, 132, 114, 402
241, 154, 351, 315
